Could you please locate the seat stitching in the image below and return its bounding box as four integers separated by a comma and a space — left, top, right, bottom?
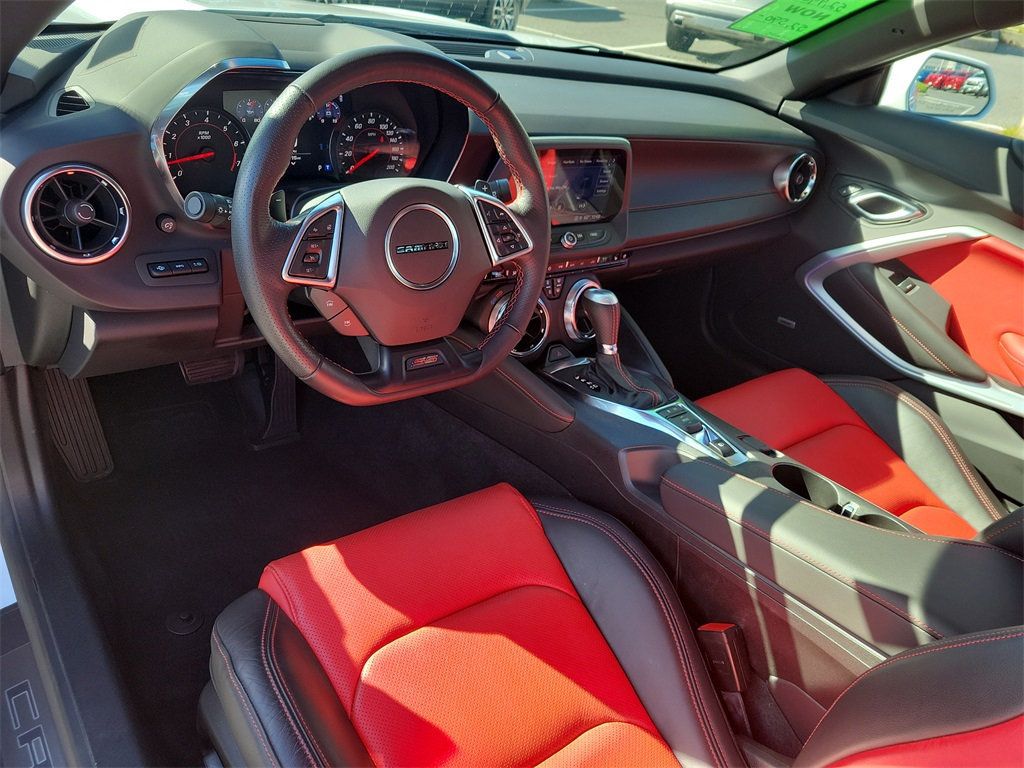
213, 629, 281, 767
849, 277, 956, 375
534, 504, 726, 768
260, 600, 318, 766
264, 564, 301, 617
801, 630, 1024, 751
981, 517, 1022, 542
826, 378, 1003, 521
661, 477, 944, 638
687, 458, 1022, 563
350, 583, 580, 712
268, 606, 331, 766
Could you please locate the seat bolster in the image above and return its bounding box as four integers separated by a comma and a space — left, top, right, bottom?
209, 589, 372, 768
822, 376, 1004, 532
532, 498, 743, 768
793, 627, 1024, 767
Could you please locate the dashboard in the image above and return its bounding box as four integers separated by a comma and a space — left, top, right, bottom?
153, 63, 464, 215
0, 9, 820, 378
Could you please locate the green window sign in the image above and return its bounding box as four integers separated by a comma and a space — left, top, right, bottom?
730, 0, 881, 43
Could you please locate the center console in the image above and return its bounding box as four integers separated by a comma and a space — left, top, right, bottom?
445, 184, 1024, 754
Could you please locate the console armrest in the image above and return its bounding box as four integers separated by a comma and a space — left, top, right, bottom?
660, 458, 1023, 653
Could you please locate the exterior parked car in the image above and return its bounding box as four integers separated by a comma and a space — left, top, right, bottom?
664, 0, 767, 53
318, 0, 528, 29
961, 73, 990, 97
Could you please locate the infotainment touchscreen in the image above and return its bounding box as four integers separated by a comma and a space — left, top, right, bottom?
540, 148, 626, 226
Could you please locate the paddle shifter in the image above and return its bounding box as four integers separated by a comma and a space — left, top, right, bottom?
573, 287, 671, 410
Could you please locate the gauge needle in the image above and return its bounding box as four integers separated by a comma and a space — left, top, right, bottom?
168, 151, 215, 166
346, 149, 380, 175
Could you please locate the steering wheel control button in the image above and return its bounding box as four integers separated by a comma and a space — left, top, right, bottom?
303, 212, 336, 240
281, 197, 343, 288
288, 240, 330, 280
468, 194, 533, 264
385, 204, 459, 290
307, 288, 347, 320
329, 308, 368, 336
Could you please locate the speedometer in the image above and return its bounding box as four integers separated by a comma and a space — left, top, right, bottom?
163, 108, 248, 197
331, 111, 418, 180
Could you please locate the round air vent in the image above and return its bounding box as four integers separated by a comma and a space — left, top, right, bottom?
489, 294, 550, 357
563, 278, 600, 342
22, 165, 130, 264
774, 153, 818, 204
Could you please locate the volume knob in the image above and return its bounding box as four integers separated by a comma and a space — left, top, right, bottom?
560, 231, 578, 249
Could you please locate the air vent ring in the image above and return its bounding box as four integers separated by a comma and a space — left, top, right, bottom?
774, 153, 818, 204
488, 294, 550, 357
22, 165, 130, 264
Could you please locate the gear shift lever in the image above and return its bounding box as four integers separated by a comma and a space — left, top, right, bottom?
580, 287, 666, 409
580, 288, 621, 356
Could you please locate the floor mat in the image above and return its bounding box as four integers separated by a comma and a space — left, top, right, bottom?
53, 365, 566, 765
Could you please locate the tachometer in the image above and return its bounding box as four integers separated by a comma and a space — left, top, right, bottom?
163, 108, 248, 197
331, 111, 418, 180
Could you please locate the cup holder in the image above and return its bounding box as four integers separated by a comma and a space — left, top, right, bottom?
772, 463, 840, 509
772, 462, 915, 532
854, 512, 910, 532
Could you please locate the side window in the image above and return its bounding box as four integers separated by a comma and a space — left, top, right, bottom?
879, 26, 1023, 137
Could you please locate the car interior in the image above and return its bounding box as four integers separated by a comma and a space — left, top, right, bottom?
0, 0, 1022, 766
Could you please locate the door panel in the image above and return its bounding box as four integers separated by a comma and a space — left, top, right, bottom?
705, 96, 1023, 503
899, 236, 1024, 386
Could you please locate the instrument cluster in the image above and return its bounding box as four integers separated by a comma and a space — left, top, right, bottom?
158, 75, 429, 201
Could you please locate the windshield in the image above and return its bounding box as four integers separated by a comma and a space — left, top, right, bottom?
54, 0, 881, 70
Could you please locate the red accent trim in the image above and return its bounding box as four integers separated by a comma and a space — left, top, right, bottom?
259, 483, 677, 766
698, 622, 736, 633
901, 237, 1024, 385
697, 369, 975, 537
828, 714, 1024, 767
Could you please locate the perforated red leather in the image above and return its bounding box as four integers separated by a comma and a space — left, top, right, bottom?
697, 369, 975, 537
259, 483, 677, 767
900, 237, 1024, 386
828, 714, 1024, 767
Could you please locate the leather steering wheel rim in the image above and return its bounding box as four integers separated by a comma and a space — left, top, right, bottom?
232, 47, 549, 406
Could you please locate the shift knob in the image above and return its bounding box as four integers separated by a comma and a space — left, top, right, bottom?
582, 287, 620, 356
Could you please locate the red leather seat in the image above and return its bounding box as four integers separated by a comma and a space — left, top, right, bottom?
697, 369, 1006, 538
203, 484, 1023, 766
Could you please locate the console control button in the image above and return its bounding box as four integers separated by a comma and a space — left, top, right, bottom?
707, 438, 736, 458
187, 258, 209, 273
148, 262, 172, 278
560, 231, 579, 249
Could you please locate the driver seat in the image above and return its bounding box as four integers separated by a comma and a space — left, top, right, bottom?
202, 484, 1023, 767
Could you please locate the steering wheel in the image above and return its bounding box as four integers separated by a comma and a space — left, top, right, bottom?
232, 48, 550, 406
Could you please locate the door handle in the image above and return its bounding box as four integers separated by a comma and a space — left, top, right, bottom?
846, 189, 925, 224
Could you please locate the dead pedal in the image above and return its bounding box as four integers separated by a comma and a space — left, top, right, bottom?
43, 369, 113, 482
179, 352, 244, 385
